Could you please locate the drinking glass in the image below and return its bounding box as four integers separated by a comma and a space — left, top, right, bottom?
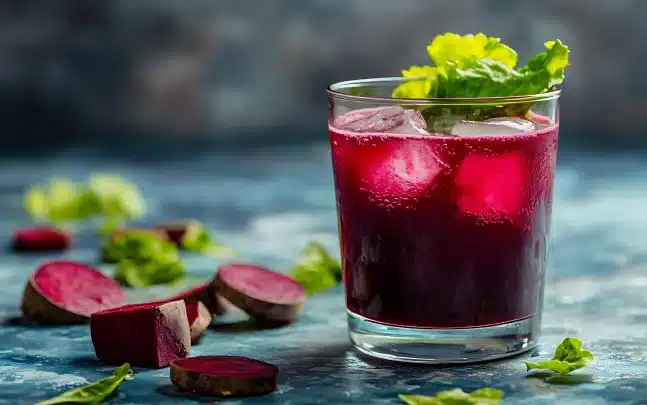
327, 77, 560, 363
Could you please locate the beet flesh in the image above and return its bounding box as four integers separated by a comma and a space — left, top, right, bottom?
21, 261, 124, 324
12, 227, 71, 252
91, 300, 191, 368
168, 283, 229, 315
214, 263, 306, 323
170, 355, 278, 397
185, 301, 211, 343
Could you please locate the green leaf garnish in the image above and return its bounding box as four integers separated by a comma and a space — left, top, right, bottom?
289, 241, 342, 294
391, 33, 569, 131
36, 363, 133, 405
181, 221, 236, 258
399, 387, 504, 405
525, 337, 594, 375
427, 32, 517, 70
103, 231, 185, 287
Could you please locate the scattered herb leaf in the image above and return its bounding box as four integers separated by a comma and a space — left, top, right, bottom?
289, 241, 342, 294
103, 231, 185, 287
399, 387, 504, 405
23, 174, 145, 230
181, 221, 236, 257
525, 337, 594, 375
36, 363, 133, 405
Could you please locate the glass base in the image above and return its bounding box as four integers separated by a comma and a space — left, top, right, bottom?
348, 311, 540, 364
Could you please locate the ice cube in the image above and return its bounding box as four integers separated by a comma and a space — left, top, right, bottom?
454, 153, 526, 220
336, 106, 405, 133
358, 140, 448, 207
451, 117, 534, 136
389, 109, 430, 136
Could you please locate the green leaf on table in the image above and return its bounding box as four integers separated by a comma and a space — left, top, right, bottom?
399, 387, 504, 405
101, 230, 172, 263
525, 337, 594, 375
289, 241, 342, 294
23, 174, 146, 231
114, 257, 185, 288
87, 174, 145, 219
181, 220, 236, 257
35, 363, 133, 405
103, 231, 185, 287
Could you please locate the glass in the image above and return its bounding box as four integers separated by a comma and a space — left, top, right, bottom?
327, 77, 560, 364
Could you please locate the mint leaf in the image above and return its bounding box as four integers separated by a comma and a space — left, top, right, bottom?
399, 387, 504, 405
525, 337, 594, 375
36, 363, 133, 405
289, 241, 342, 294
181, 221, 236, 258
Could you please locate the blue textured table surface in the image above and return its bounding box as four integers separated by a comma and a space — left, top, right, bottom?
0, 145, 645, 405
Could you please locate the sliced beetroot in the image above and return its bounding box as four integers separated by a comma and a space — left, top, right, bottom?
12, 227, 71, 252
110, 228, 169, 242
214, 264, 306, 323
168, 283, 230, 315
21, 261, 124, 324
91, 300, 191, 368
185, 301, 211, 343
153, 222, 189, 245
170, 356, 278, 397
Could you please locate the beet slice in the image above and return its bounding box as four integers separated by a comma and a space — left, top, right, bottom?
214, 264, 306, 323
21, 261, 124, 324
185, 301, 211, 343
168, 283, 230, 315
12, 227, 71, 252
154, 222, 188, 246
110, 228, 169, 242
91, 300, 191, 368
170, 356, 278, 397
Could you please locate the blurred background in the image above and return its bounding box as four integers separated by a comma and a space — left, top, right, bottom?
0, 0, 643, 280
0, 0, 642, 154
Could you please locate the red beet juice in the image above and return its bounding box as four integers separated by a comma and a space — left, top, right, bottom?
330, 108, 558, 328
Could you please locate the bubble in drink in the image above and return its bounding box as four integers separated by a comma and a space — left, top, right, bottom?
451, 117, 534, 136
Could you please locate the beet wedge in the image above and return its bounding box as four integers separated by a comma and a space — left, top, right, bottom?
21, 261, 124, 324
168, 283, 229, 316
170, 356, 278, 397
185, 301, 211, 344
12, 227, 71, 252
214, 264, 306, 323
91, 300, 191, 368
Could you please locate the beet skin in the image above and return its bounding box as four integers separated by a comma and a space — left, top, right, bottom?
12, 227, 71, 252
184, 301, 211, 343
214, 263, 306, 323
91, 300, 191, 368
21, 261, 124, 324
170, 355, 278, 397
168, 283, 229, 315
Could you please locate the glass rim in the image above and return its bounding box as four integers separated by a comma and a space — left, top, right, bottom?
327, 76, 561, 106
